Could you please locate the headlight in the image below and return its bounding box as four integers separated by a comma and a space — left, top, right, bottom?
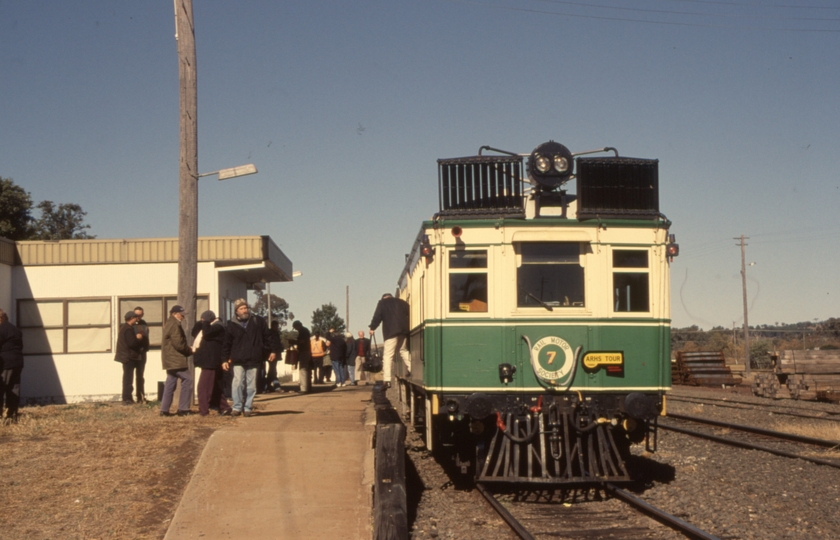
528, 141, 574, 189
535, 154, 551, 173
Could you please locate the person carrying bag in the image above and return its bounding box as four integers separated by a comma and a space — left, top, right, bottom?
363, 334, 383, 374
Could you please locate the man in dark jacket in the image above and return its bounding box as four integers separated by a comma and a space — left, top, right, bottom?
114, 311, 145, 404
292, 320, 312, 393
192, 310, 231, 416
369, 293, 410, 388
160, 305, 193, 416
327, 328, 347, 387
133, 306, 151, 403
344, 332, 355, 385
264, 319, 284, 393
0, 309, 24, 421
222, 298, 280, 416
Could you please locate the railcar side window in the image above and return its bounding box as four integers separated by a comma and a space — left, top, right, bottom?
516, 243, 585, 308
449, 250, 488, 312
613, 250, 649, 312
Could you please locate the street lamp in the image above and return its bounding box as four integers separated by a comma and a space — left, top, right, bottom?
199, 164, 258, 181
178, 163, 258, 333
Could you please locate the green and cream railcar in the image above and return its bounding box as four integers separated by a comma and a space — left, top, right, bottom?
394, 141, 678, 485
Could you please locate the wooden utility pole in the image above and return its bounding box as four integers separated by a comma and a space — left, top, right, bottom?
175, 0, 198, 332
266, 282, 272, 326
736, 235, 750, 376
346, 285, 350, 331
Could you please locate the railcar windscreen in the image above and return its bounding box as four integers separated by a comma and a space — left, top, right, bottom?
516, 242, 585, 308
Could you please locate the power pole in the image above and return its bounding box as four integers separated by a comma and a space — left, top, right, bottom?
175, 0, 198, 332
736, 235, 750, 376
267, 282, 272, 326
346, 285, 350, 331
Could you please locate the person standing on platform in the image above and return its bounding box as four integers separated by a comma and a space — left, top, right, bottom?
222, 298, 279, 416
264, 320, 283, 392
323, 351, 333, 383
369, 293, 410, 388
0, 309, 24, 422
160, 305, 193, 416
352, 330, 371, 385
327, 328, 347, 387
344, 332, 355, 385
132, 306, 150, 402
292, 320, 312, 393
114, 311, 144, 404
310, 332, 327, 384
192, 310, 231, 416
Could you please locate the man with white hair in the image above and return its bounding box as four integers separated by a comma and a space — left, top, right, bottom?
351, 330, 370, 385
222, 298, 280, 416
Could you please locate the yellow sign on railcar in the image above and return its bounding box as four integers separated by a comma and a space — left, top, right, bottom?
583, 351, 625, 375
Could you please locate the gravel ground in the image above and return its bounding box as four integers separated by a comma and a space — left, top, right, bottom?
392, 384, 840, 539
646, 386, 840, 539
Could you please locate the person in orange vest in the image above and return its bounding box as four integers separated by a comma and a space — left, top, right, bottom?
310, 332, 328, 384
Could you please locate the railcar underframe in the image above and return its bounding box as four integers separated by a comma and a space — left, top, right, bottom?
397, 380, 663, 485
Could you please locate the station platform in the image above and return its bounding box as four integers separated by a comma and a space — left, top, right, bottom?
164, 384, 377, 540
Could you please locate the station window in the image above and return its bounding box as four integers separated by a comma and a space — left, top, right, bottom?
613, 250, 649, 312
18, 298, 112, 355
449, 250, 488, 313
119, 296, 209, 348
517, 242, 585, 308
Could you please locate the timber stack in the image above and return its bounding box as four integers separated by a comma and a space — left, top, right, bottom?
673, 351, 742, 387
751, 371, 790, 400
752, 350, 840, 402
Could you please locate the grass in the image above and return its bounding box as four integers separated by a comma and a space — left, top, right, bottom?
771, 419, 840, 458
0, 401, 228, 539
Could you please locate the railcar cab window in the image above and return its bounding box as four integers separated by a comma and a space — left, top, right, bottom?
612, 250, 649, 312
449, 250, 488, 313
516, 242, 585, 308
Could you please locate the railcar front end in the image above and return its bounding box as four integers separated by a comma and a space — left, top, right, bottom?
394, 142, 677, 484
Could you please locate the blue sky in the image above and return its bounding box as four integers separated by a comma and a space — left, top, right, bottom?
2, 1, 838, 332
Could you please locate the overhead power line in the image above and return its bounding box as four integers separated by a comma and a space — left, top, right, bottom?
535, 0, 840, 22
449, 0, 840, 33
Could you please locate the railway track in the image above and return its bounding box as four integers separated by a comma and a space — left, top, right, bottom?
661, 413, 840, 470
476, 482, 719, 539
668, 394, 840, 423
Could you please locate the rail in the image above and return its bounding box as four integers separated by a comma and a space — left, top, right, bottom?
667, 412, 840, 447
477, 481, 719, 539
659, 422, 840, 470
602, 482, 720, 540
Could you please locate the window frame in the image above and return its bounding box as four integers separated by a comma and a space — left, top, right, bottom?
611, 248, 651, 314
446, 248, 490, 315
17, 297, 112, 355
515, 242, 587, 310
118, 295, 210, 349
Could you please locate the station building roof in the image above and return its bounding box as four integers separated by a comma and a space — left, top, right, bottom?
11, 235, 293, 284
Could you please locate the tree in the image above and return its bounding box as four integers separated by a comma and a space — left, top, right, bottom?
251, 289, 294, 328
310, 303, 345, 336
30, 201, 95, 240
0, 177, 33, 240
0, 176, 95, 240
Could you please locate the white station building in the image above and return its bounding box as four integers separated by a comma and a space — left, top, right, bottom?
0, 235, 293, 404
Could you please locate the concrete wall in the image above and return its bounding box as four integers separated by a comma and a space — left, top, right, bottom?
13, 261, 223, 404
0, 263, 12, 321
